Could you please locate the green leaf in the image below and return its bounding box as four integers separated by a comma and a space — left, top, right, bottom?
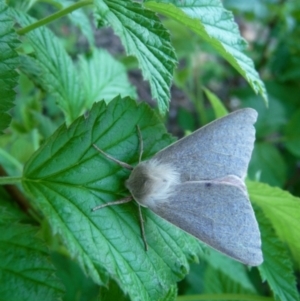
203, 248, 256, 293
202, 87, 228, 118
248, 180, 300, 266
52, 251, 100, 301
184, 245, 258, 297
94, 0, 177, 114
0, 1, 20, 133
12, 10, 85, 124
0, 220, 65, 301
0, 187, 29, 223
284, 109, 300, 157
78, 48, 136, 108
99, 278, 130, 301
18, 54, 44, 88
255, 207, 300, 301
22, 97, 202, 301
203, 264, 256, 296
145, 0, 268, 104
248, 142, 287, 187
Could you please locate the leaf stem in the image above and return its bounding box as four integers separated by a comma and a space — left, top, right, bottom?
17, 0, 93, 35
0, 167, 33, 213
0, 176, 22, 185
0, 148, 23, 172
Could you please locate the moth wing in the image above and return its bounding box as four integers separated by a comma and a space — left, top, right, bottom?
149, 181, 263, 266
152, 108, 257, 181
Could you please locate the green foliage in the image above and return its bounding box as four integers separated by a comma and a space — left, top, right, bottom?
0, 1, 20, 133
202, 248, 257, 293
78, 49, 136, 107
0, 0, 300, 300
255, 206, 298, 301
13, 10, 86, 125
203, 265, 255, 295
203, 88, 228, 118
284, 109, 300, 157
249, 181, 300, 266
0, 223, 65, 301
95, 0, 178, 114
51, 251, 100, 301
145, 0, 267, 104
0, 189, 65, 301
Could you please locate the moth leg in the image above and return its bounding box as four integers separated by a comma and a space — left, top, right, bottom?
92, 196, 133, 211
93, 144, 133, 170
138, 203, 148, 251
136, 125, 143, 163
93, 128, 148, 250
135, 126, 149, 250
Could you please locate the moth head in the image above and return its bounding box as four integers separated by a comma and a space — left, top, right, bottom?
125, 159, 180, 208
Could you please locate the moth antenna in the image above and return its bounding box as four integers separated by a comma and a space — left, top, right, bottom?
138, 204, 148, 251
136, 125, 143, 163
93, 144, 133, 170
92, 196, 133, 211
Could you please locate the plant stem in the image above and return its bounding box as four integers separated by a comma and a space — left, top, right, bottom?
0, 176, 22, 185
0, 166, 32, 213
17, 0, 93, 36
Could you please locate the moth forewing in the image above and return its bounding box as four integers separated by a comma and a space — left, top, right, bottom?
152, 108, 258, 182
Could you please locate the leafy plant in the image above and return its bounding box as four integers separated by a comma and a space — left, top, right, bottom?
0, 0, 299, 301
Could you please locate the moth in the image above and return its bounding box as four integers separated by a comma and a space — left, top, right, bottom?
93, 108, 263, 266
